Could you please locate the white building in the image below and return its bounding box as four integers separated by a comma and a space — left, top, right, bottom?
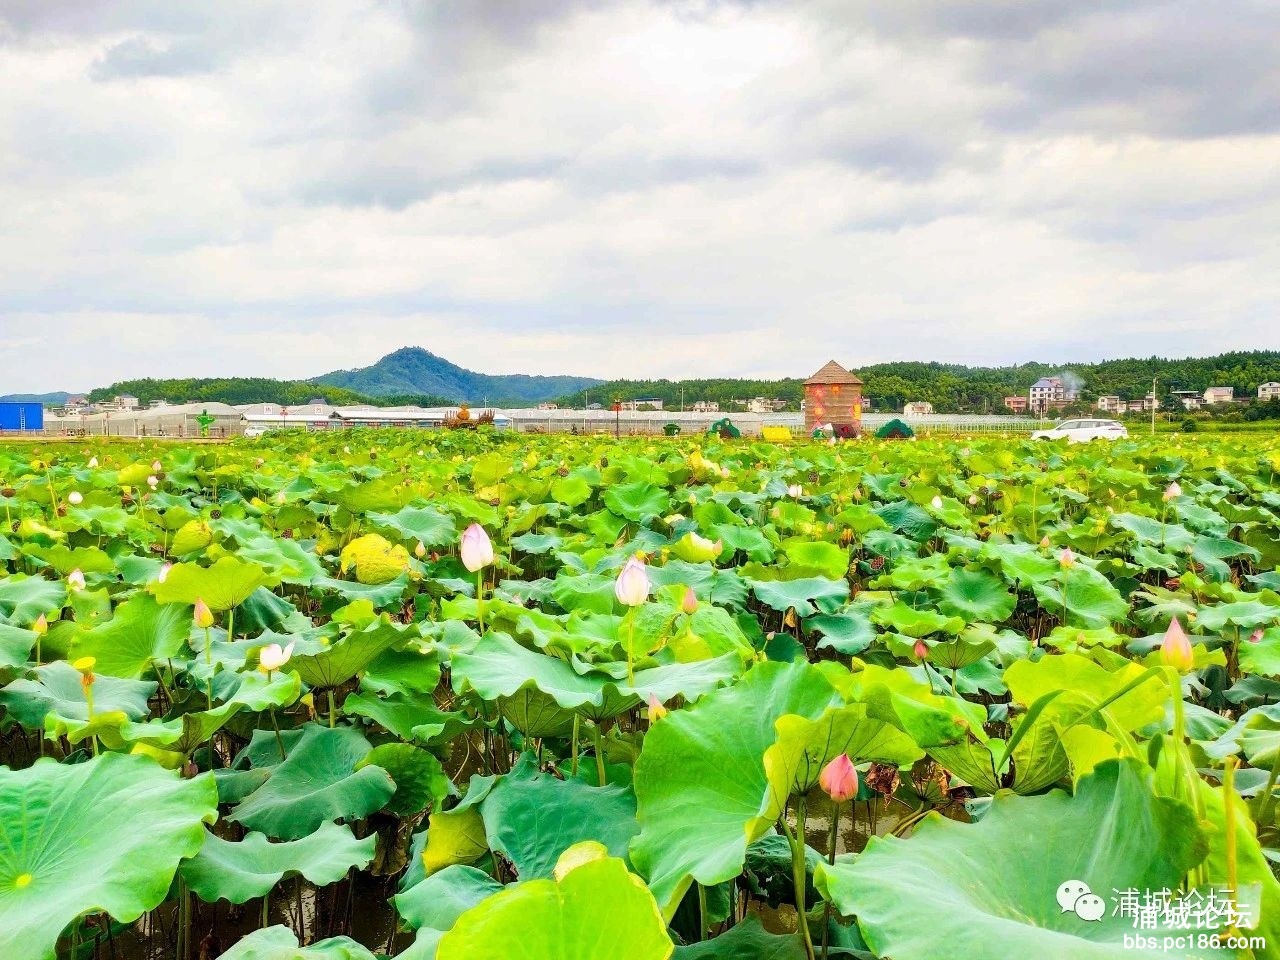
1171, 390, 1202, 410
622, 397, 664, 411
1029, 376, 1078, 415
691, 400, 720, 413
902, 401, 934, 416
1203, 386, 1235, 405
744, 397, 787, 414
1096, 396, 1123, 413
1259, 382, 1280, 401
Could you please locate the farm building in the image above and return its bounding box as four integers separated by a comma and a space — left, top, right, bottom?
902, 401, 934, 417
47, 402, 243, 437
0, 402, 43, 431
804, 361, 863, 436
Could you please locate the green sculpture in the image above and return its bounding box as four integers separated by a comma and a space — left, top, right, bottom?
707, 417, 741, 439
195, 409, 217, 437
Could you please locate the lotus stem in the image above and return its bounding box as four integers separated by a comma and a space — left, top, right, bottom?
1223, 757, 1240, 936
821, 800, 840, 960
1255, 749, 1280, 825
327, 688, 336, 729
592, 720, 607, 786
697, 882, 709, 941
571, 714, 580, 777
626, 609, 636, 686
782, 798, 817, 960
475, 569, 486, 634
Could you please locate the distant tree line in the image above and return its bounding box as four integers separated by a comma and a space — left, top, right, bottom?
85, 378, 454, 409
556, 351, 1280, 415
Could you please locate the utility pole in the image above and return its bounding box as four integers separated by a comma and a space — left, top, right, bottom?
1151, 376, 1157, 436
680, 385, 684, 412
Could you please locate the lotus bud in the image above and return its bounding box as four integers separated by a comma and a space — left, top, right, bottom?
680, 586, 698, 615
33, 613, 47, 636
87, 457, 98, 468
1058, 547, 1076, 569
819, 754, 859, 804
156, 562, 171, 583
259, 641, 295, 672
460, 523, 495, 572
614, 556, 650, 607
274, 491, 286, 505
147, 475, 159, 489
1248, 628, 1264, 644
967, 494, 979, 506
647, 692, 668, 721
193, 598, 214, 630
68, 491, 83, 506
787, 484, 803, 498
67, 568, 86, 591
1039, 536, 1051, 549
913, 638, 929, 661
1163, 482, 1181, 501
151, 460, 162, 472
1160, 618, 1194, 673
414, 540, 427, 559
931, 495, 943, 510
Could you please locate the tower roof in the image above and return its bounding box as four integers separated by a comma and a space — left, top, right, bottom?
805, 360, 863, 386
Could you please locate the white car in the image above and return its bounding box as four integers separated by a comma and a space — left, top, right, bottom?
1032, 419, 1128, 442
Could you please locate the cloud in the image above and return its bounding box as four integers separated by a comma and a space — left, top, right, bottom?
0, 0, 1277, 393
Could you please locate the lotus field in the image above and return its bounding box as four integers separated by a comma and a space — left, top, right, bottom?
4, 431, 1280, 960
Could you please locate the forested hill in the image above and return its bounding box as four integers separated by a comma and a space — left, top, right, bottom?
556, 351, 1280, 413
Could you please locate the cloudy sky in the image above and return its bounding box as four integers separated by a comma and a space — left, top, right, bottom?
2, 1, 1278, 392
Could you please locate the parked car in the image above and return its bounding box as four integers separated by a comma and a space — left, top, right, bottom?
1032, 419, 1128, 442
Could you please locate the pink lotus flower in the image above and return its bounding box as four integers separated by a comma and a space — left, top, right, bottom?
32, 613, 47, 636
1163, 482, 1181, 502
156, 562, 172, 584
681, 586, 698, 615
1248, 628, 1264, 644
820, 754, 859, 803
193, 598, 214, 630
913, 638, 929, 662
1059, 547, 1076, 569
1039, 536, 1051, 549
460, 523, 494, 572
259, 641, 295, 672
646, 692, 668, 721
67, 568, 86, 591
1160, 618, 1194, 673
614, 556, 650, 607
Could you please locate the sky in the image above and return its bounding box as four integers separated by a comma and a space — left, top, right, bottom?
1, 0, 1278, 392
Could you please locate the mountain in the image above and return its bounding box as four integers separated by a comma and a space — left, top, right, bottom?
0, 391, 73, 405
313, 347, 602, 404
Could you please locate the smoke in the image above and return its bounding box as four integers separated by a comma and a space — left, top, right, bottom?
1057, 370, 1085, 393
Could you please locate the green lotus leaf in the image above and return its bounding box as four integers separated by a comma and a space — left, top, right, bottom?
214, 927, 377, 960
673, 915, 806, 959
0, 753, 217, 960
1110, 512, 1197, 552
436, 854, 673, 960
817, 760, 1215, 960
422, 807, 490, 876
340, 533, 412, 585
747, 576, 849, 618
782, 540, 849, 579
68, 593, 191, 678
235, 537, 326, 585
227, 724, 396, 839
670, 531, 725, 564
1239, 627, 1280, 676
763, 702, 923, 799
0, 660, 154, 732
368, 505, 457, 548
604, 482, 671, 522
936, 568, 1016, 622
171, 518, 214, 556
395, 864, 502, 932
151, 556, 268, 611
451, 633, 611, 712
0, 575, 67, 625
21, 543, 115, 576
181, 821, 376, 905
344, 688, 474, 744
808, 608, 877, 656
312, 573, 411, 607
357, 742, 449, 816
1195, 599, 1280, 633
1031, 565, 1128, 629
872, 602, 964, 638
0, 623, 35, 670
1004, 653, 1165, 732
842, 664, 986, 747
631, 661, 839, 914
477, 754, 639, 879
287, 617, 407, 688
